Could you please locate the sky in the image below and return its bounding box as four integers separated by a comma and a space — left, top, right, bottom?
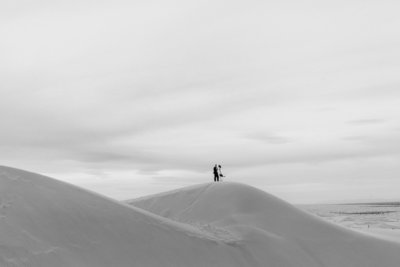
1, 0, 400, 203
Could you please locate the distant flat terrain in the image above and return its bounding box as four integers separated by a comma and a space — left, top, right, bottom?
300, 203, 400, 243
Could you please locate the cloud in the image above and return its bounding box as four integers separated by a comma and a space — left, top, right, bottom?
347, 119, 386, 125
341, 136, 368, 142
244, 132, 292, 144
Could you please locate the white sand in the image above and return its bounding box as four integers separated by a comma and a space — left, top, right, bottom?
1, 166, 400, 267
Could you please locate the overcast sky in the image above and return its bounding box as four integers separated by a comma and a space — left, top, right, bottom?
1, 0, 400, 203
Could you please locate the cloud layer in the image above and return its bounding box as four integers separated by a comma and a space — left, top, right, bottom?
1, 0, 400, 203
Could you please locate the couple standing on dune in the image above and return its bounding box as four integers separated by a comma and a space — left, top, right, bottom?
213, 164, 224, 182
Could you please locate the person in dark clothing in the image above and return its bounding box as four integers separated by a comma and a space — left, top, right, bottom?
213, 164, 219, 182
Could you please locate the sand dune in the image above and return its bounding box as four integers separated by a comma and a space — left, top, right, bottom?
130, 182, 400, 267
1, 166, 400, 267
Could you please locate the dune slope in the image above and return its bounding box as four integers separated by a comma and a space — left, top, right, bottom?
0, 166, 248, 267
130, 182, 400, 267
